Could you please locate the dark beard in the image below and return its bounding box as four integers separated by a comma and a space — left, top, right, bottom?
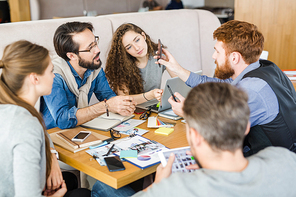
214, 57, 234, 79
79, 52, 102, 70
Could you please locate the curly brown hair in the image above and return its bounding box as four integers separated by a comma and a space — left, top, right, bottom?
105, 23, 158, 95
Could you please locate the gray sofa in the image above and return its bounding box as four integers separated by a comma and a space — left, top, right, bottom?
0, 9, 220, 91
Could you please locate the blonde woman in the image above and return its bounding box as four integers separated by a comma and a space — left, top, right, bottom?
0, 40, 66, 196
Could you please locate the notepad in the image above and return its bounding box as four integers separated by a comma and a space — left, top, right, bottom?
120, 150, 138, 159
155, 127, 174, 136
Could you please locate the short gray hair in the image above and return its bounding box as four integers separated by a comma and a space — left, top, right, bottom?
183, 82, 250, 152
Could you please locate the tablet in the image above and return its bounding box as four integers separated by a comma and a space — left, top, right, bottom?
159, 146, 197, 173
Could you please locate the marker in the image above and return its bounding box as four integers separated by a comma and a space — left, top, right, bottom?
103, 144, 115, 156
167, 85, 178, 102
89, 141, 108, 149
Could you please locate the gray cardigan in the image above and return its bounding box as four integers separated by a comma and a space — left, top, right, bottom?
0, 104, 46, 196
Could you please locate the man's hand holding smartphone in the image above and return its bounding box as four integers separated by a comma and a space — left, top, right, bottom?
157, 39, 163, 67
168, 92, 185, 117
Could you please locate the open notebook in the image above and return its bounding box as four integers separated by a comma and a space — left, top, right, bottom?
82, 112, 135, 131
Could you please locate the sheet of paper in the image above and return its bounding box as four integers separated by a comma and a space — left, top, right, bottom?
86, 144, 119, 166
119, 127, 149, 136
114, 119, 145, 132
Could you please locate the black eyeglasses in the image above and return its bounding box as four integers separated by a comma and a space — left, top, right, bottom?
139, 107, 152, 120
110, 129, 121, 140
78, 36, 99, 53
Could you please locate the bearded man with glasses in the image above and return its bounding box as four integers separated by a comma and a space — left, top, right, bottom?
41, 22, 136, 130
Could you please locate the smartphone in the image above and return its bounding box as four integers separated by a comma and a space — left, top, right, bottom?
104, 156, 126, 172
157, 39, 162, 67
71, 131, 91, 142
167, 85, 178, 102
134, 107, 145, 114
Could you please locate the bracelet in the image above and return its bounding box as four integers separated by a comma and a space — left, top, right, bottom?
143, 93, 149, 101
51, 149, 59, 159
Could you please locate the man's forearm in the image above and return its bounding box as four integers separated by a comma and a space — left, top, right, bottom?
178, 68, 191, 82
76, 101, 106, 125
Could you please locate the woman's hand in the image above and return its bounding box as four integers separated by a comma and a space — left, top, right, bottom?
145, 89, 163, 101
151, 89, 163, 101
46, 151, 63, 191
44, 180, 67, 197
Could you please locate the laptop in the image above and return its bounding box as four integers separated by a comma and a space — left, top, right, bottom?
137, 70, 202, 120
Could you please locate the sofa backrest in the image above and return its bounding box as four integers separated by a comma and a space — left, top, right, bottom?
0, 9, 220, 86
0, 16, 113, 66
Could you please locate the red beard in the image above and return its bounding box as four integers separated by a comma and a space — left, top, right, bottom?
214, 57, 234, 79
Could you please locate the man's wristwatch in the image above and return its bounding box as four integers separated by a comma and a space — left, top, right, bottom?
50, 149, 59, 159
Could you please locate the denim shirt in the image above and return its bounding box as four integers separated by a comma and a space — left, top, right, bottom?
185, 61, 279, 127
40, 62, 116, 129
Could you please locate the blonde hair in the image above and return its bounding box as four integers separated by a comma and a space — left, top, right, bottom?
0, 40, 52, 179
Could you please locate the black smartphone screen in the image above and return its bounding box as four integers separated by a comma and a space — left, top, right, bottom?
74, 132, 89, 139
104, 156, 125, 172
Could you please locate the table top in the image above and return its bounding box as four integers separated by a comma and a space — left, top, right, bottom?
48, 114, 188, 189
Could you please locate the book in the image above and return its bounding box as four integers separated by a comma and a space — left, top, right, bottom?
114, 135, 170, 169
282, 70, 296, 81
82, 112, 135, 131
50, 127, 109, 153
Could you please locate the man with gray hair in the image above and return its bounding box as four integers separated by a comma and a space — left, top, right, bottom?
131, 82, 296, 197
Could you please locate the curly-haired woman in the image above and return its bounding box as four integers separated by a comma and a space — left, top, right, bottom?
105, 23, 176, 104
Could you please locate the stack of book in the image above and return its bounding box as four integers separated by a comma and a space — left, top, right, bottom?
50, 127, 109, 153
282, 70, 296, 81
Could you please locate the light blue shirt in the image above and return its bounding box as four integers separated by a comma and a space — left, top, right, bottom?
41, 62, 116, 129
185, 61, 279, 127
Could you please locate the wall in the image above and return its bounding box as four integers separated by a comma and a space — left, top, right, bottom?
235, 0, 296, 70
205, 0, 234, 8
9, 0, 31, 22
38, 0, 170, 19
182, 0, 204, 8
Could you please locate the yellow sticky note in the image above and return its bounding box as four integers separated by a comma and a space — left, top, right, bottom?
155, 127, 174, 136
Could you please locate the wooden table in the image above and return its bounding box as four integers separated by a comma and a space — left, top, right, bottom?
48, 114, 188, 189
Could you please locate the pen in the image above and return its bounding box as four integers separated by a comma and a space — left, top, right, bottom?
103, 144, 115, 156
167, 85, 178, 102
104, 99, 109, 117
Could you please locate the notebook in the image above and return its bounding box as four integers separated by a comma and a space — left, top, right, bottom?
82, 112, 135, 131
50, 127, 109, 153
